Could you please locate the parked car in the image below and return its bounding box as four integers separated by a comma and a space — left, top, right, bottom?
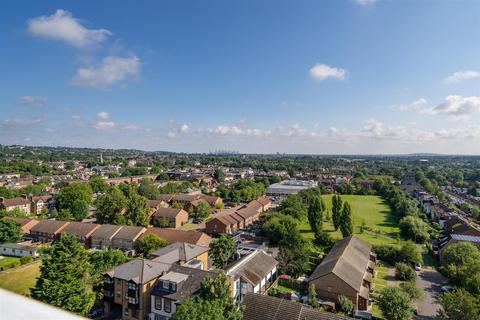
414, 262, 422, 271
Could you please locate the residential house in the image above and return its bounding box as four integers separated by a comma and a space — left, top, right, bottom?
152, 208, 189, 229
91, 224, 124, 249
225, 250, 278, 302
243, 293, 351, 320
149, 266, 218, 320
148, 200, 168, 217
439, 234, 480, 259
0, 197, 31, 214
29, 220, 70, 243
141, 228, 212, 247
104, 259, 171, 320
308, 236, 376, 311
2, 217, 39, 235
0, 241, 40, 258
60, 222, 101, 247
31, 195, 54, 215
150, 242, 209, 270
111, 226, 146, 253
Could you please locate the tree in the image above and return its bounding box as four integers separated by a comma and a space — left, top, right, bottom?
0, 219, 22, 243
439, 289, 480, 320
378, 286, 414, 320
338, 295, 354, 315
399, 241, 422, 263
71, 199, 89, 221
213, 169, 225, 183
159, 216, 170, 228
89, 249, 129, 287
308, 284, 318, 309
400, 281, 422, 300
138, 234, 168, 256
277, 240, 312, 278
262, 213, 298, 244
209, 234, 237, 268
395, 262, 416, 282
32, 235, 95, 316
89, 176, 109, 194
307, 197, 324, 235
332, 195, 343, 231
192, 200, 212, 221
57, 209, 73, 221
124, 192, 149, 227
339, 202, 353, 238
138, 178, 160, 200
95, 187, 127, 224
441, 242, 480, 286
399, 215, 429, 243
57, 183, 92, 211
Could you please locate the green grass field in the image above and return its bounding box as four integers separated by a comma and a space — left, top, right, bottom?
299, 195, 401, 247
0, 260, 40, 296
0, 256, 20, 269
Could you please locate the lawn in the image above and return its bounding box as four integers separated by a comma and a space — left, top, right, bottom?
0, 260, 41, 296
299, 195, 401, 247
0, 256, 20, 269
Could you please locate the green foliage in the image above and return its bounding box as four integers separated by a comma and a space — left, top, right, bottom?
57, 209, 73, 221
373, 241, 421, 265
32, 235, 95, 316
57, 183, 92, 211
89, 249, 129, 287
379, 286, 414, 320
395, 262, 416, 282
262, 213, 299, 245
338, 295, 354, 315
441, 242, 480, 292
307, 197, 324, 235
0, 220, 22, 243
124, 192, 149, 227
213, 168, 225, 183
89, 176, 109, 194
192, 200, 212, 221
209, 234, 237, 268
20, 255, 32, 265
71, 199, 89, 221
308, 283, 318, 308
439, 289, 480, 320
137, 178, 160, 200
339, 202, 353, 238
399, 215, 430, 243
215, 179, 265, 203
138, 234, 168, 256
122, 166, 147, 176
399, 281, 422, 300
332, 195, 343, 231
95, 186, 127, 224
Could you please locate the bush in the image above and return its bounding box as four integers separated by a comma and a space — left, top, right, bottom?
338, 295, 354, 315
395, 262, 416, 282
20, 256, 32, 265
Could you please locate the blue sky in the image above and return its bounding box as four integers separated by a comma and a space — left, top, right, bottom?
1, 0, 479, 154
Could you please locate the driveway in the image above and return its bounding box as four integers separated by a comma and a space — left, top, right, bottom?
415, 267, 446, 320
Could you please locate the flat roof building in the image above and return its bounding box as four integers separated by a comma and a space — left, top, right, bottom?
266, 179, 318, 196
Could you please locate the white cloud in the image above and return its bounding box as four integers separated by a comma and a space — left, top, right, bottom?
395, 98, 428, 111
72, 56, 140, 89
123, 124, 138, 130
309, 63, 347, 81
179, 124, 190, 134
17, 96, 46, 107
94, 121, 115, 130
435, 126, 480, 140
2, 117, 43, 126
423, 95, 480, 118
97, 111, 109, 120
352, 0, 377, 6
445, 70, 480, 84
27, 9, 112, 48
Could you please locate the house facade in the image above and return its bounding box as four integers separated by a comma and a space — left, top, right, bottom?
0, 197, 31, 214
91, 224, 124, 249
60, 222, 101, 247
111, 226, 146, 253
152, 208, 189, 229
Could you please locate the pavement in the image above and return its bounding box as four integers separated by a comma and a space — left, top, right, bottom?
414, 267, 446, 320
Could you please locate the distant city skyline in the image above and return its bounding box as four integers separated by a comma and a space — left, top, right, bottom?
1, 1, 479, 154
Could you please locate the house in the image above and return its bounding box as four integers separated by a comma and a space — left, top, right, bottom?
91, 224, 124, 249
147, 200, 168, 216
243, 293, 351, 320
29, 220, 70, 243
31, 195, 54, 215
141, 228, 212, 247
439, 234, 480, 259
0, 197, 31, 214
150, 242, 209, 270
225, 250, 278, 302
103, 259, 171, 320
0, 241, 40, 258
149, 266, 218, 320
60, 222, 101, 247
158, 193, 223, 211
111, 226, 146, 253
152, 208, 189, 229
308, 236, 376, 311
2, 217, 39, 235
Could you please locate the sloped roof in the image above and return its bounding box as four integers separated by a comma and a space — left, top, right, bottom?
2, 197, 30, 207
309, 236, 372, 293
226, 250, 278, 285
30, 220, 70, 234
2, 217, 37, 227
153, 207, 187, 219
91, 224, 123, 239
112, 226, 145, 241
151, 242, 209, 264
142, 227, 212, 246
61, 222, 100, 237
105, 259, 170, 284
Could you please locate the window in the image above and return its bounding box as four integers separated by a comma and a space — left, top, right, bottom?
164, 299, 171, 313
162, 281, 169, 289
155, 296, 162, 310
124, 308, 129, 316
116, 279, 122, 285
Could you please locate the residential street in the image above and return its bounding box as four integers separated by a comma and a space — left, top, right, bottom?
414, 267, 446, 320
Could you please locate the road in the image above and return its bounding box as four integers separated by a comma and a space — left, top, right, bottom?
414, 267, 446, 320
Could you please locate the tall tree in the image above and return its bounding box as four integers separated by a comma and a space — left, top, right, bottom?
213, 168, 225, 183
89, 176, 109, 194
124, 192, 149, 227
332, 195, 343, 231
57, 182, 92, 211
378, 286, 414, 320
339, 201, 354, 238
439, 289, 480, 320
95, 187, 127, 224
32, 235, 95, 316
209, 234, 237, 268
89, 249, 129, 287
137, 178, 160, 200
71, 199, 89, 221
307, 197, 324, 235
0, 219, 22, 243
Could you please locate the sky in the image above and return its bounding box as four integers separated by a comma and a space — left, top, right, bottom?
0, 0, 479, 154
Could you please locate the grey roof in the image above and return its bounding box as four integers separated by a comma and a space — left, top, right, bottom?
151, 242, 209, 264
309, 236, 372, 293
151, 265, 218, 302
30, 220, 70, 234
451, 234, 480, 242
226, 250, 278, 285
243, 293, 351, 320
91, 224, 123, 239
112, 225, 145, 241
61, 222, 100, 237
105, 259, 170, 284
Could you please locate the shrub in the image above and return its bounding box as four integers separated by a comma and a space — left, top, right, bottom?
338, 295, 354, 315
20, 256, 32, 265
395, 262, 416, 282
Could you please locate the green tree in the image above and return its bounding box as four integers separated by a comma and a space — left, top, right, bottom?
32, 235, 95, 316
89, 249, 129, 287
332, 195, 343, 231
439, 289, 480, 320
89, 176, 109, 194
71, 199, 89, 221
399, 215, 430, 243
395, 262, 416, 282
57, 209, 73, 221
338, 295, 354, 315
308, 283, 319, 309
307, 197, 324, 235
209, 234, 237, 268
339, 202, 353, 238
124, 192, 149, 227
138, 178, 160, 200
95, 187, 127, 224
0, 219, 22, 243
379, 286, 414, 320
138, 234, 167, 256
213, 169, 225, 183
57, 183, 92, 211
399, 241, 422, 263
192, 200, 212, 221
399, 281, 422, 300
441, 242, 480, 287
